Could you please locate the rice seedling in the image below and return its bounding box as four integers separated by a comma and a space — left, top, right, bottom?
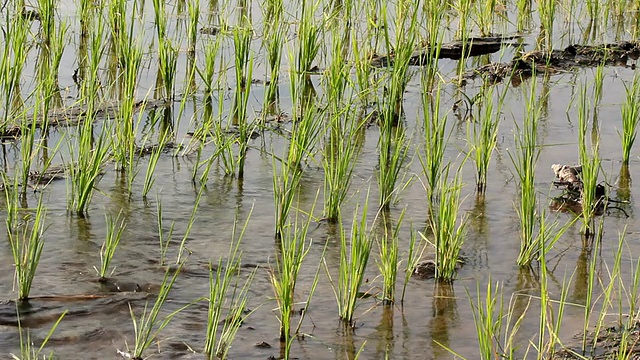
8, 195, 47, 301
11, 309, 67, 360
376, 210, 404, 304
200, 33, 222, 98
509, 78, 541, 266
155, 198, 175, 266
175, 186, 204, 264
324, 198, 373, 325
322, 107, 362, 221
204, 208, 256, 359
125, 256, 190, 360
0, 13, 30, 131
420, 84, 449, 212
619, 71, 640, 165
156, 39, 178, 100
261, 0, 284, 108
580, 217, 603, 354
94, 211, 126, 279
467, 85, 503, 194
231, 22, 254, 179
423, 166, 467, 282
293, 0, 321, 88
268, 200, 322, 355
577, 84, 601, 238
467, 280, 527, 360
376, 0, 417, 209
67, 118, 111, 216
537, 0, 556, 49
473, 0, 495, 37
141, 111, 172, 198
186, 0, 199, 56
401, 226, 424, 305
273, 156, 302, 239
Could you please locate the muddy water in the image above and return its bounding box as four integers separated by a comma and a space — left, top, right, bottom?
2, 1, 640, 359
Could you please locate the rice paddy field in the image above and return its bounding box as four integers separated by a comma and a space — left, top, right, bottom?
3, 0, 640, 358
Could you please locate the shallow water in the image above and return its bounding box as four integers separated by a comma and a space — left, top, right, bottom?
2, 0, 640, 359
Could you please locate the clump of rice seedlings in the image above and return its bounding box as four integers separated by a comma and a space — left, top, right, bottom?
125, 255, 189, 360
231, 22, 254, 179
204, 208, 256, 359
112, 13, 143, 179
321, 23, 359, 221
577, 84, 601, 238
273, 157, 301, 239
537, 0, 556, 49
423, 166, 467, 282
0, 13, 30, 130
422, 0, 445, 88
261, 0, 284, 109
141, 110, 172, 198
269, 203, 322, 355
94, 212, 126, 279
11, 309, 67, 360
376, 210, 404, 304
619, 71, 640, 165
420, 84, 449, 212
509, 78, 541, 266
156, 39, 178, 100
466, 85, 503, 194
200, 34, 222, 98
287, 100, 323, 175
454, 0, 472, 40
36, 15, 67, 129
67, 118, 111, 216
322, 105, 362, 222
401, 226, 425, 305
293, 0, 321, 88
467, 280, 526, 359
324, 198, 373, 325
376, 0, 417, 210
473, 0, 495, 36
186, 0, 199, 56
8, 196, 47, 301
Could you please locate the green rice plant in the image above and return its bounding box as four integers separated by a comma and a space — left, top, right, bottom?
67, 117, 111, 216
231, 22, 254, 179
467, 86, 503, 194
36, 15, 67, 130
577, 84, 601, 238
175, 186, 204, 264
0, 13, 30, 131
401, 226, 425, 305
324, 198, 373, 325
420, 84, 449, 212
141, 111, 172, 198
200, 34, 222, 98
322, 106, 361, 222
94, 212, 126, 279
273, 156, 302, 239
156, 198, 175, 266
508, 78, 541, 266
538, 0, 556, 49
619, 71, 640, 165
126, 255, 189, 359
156, 39, 178, 100
204, 208, 256, 359
473, 0, 496, 36
261, 0, 284, 108
293, 0, 321, 85
8, 196, 47, 301
580, 217, 604, 353
186, 0, 199, 55
454, 0, 472, 40
11, 309, 67, 360
376, 210, 404, 304
537, 246, 571, 358
268, 201, 321, 351
113, 15, 143, 177
423, 166, 467, 282
287, 101, 323, 175
376, 0, 416, 210
467, 280, 527, 360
